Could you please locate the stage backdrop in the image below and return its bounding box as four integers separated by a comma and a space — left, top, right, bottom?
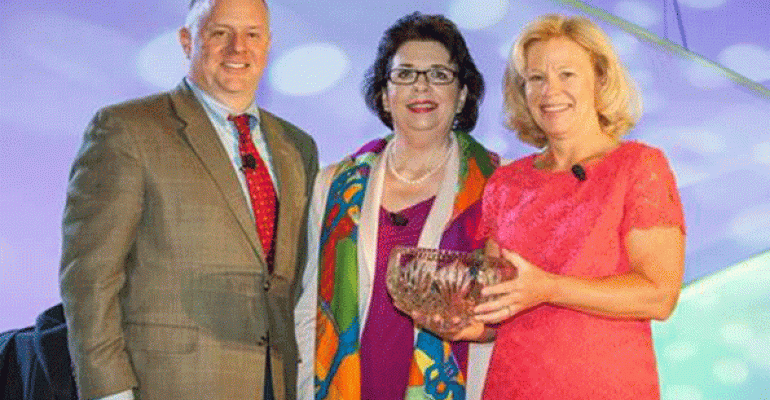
2, 0, 769, 398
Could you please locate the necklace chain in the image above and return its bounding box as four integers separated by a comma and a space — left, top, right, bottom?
386, 141, 452, 185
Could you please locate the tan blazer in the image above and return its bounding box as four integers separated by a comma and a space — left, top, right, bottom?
59, 83, 318, 400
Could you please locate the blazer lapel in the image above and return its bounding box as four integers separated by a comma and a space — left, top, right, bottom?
356, 151, 384, 331
168, 83, 263, 260
260, 110, 307, 283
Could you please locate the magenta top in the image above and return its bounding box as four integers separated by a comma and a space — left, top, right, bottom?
360, 196, 468, 399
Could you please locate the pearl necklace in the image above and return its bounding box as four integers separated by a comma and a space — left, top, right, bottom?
386, 140, 452, 185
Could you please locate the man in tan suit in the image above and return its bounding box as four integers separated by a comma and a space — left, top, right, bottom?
58, 0, 318, 398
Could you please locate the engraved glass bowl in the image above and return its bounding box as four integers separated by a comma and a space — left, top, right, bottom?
386, 246, 516, 336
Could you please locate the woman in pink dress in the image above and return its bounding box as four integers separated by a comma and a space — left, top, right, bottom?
464, 14, 686, 399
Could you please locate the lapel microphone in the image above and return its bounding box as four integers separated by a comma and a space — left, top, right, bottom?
388, 212, 409, 226
242, 154, 257, 170
571, 164, 587, 182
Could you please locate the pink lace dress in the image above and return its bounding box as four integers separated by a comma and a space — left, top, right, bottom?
477, 141, 685, 399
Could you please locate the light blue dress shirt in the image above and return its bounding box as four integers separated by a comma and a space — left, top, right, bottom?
186, 78, 280, 198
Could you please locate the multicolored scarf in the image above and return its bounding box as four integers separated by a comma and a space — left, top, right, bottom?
314, 132, 498, 400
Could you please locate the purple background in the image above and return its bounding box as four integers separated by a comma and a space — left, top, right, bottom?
2, 1, 769, 396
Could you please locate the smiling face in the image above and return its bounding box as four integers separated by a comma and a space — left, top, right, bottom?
180, 0, 271, 112
382, 40, 467, 145
523, 37, 601, 140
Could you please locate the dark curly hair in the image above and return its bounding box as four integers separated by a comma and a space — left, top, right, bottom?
363, 12, 485, 132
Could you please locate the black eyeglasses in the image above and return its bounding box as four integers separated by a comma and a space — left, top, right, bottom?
387, 67, 459, 85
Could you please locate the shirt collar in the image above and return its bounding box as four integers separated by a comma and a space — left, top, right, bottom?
185, 78, 261, 126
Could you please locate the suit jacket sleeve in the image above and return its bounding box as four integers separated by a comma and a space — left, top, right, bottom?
59, 107, 142, 398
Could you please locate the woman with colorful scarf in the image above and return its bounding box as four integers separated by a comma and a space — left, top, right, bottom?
295, 12, 499, 400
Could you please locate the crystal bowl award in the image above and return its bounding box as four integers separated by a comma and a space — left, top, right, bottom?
386, 246, 517, 337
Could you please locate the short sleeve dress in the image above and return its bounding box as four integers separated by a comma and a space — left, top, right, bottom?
477, 141, 685, 400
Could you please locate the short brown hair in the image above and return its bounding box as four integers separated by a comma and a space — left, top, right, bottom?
363, 12, 485, 132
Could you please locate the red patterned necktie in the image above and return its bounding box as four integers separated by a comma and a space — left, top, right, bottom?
229, 114, 277, 272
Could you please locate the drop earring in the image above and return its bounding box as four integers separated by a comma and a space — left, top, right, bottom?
453, 102, 464, 130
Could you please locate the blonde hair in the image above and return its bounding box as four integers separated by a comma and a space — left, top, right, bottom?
503, 14, 642, 148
